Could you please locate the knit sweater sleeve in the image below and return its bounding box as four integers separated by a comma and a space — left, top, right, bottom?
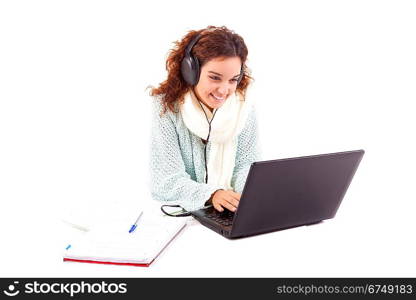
149, 99, 223, 212
231, 105, 262, 194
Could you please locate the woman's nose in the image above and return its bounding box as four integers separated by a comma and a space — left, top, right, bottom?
217, 83, 231, 96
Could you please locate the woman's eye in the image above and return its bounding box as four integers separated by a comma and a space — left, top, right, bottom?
209, 76, 238, 82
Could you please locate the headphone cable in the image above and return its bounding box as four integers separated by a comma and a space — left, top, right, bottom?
196, 99, 218, 183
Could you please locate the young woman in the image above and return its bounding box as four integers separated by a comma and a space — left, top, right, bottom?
149, 25, 261, 213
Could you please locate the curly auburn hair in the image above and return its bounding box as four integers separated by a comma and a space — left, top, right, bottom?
149, 25, 253, 114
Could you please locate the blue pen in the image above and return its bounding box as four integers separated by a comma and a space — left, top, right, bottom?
128, 211, 143, 233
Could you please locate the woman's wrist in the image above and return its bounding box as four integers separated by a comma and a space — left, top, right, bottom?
205, 189, 223, 205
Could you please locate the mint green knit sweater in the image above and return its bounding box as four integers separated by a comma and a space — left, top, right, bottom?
149, 97, 261, 212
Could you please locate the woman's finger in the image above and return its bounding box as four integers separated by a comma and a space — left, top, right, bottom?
221, 200, 237, 212
229, 191, 241, 200
225, 195, 239, 208
213, 202, 224, 212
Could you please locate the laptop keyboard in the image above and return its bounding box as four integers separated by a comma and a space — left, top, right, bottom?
205, 209, 235, 226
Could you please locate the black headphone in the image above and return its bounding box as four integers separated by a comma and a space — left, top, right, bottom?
180, 32, 244, 86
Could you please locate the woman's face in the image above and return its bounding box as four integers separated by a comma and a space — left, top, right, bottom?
193, 56, 242, 112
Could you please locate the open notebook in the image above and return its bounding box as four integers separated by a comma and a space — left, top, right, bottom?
63, 212, 187, 267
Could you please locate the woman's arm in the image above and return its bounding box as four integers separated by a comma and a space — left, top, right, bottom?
231, 105, 262, 194
149, 99, 223, 212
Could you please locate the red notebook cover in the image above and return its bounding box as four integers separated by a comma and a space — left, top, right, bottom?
63, 258, 151, 267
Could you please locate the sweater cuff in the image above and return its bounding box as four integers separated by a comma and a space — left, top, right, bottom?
180, 184, 223, 212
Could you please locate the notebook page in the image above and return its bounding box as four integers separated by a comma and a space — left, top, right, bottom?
64, 213, 187, 264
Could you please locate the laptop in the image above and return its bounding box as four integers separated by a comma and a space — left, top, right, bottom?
191, 149, 364, 239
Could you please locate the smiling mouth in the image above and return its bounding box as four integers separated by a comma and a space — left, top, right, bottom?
210, 93, 226, 101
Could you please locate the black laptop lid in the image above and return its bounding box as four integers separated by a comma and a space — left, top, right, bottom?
230, 150, 364, 238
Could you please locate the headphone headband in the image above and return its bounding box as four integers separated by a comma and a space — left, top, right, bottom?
185, 33, 203, 55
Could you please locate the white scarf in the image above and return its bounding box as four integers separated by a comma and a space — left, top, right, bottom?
180, 89, 252, 190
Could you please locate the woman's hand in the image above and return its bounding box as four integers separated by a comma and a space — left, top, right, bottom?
210, 189, 241, 212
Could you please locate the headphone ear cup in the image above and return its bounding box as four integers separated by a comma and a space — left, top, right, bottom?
193, 55, 200, 85
237, 70, 243, 85
181, 55, 200, 86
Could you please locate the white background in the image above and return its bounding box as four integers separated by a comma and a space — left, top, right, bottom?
1, 0, 415, 277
